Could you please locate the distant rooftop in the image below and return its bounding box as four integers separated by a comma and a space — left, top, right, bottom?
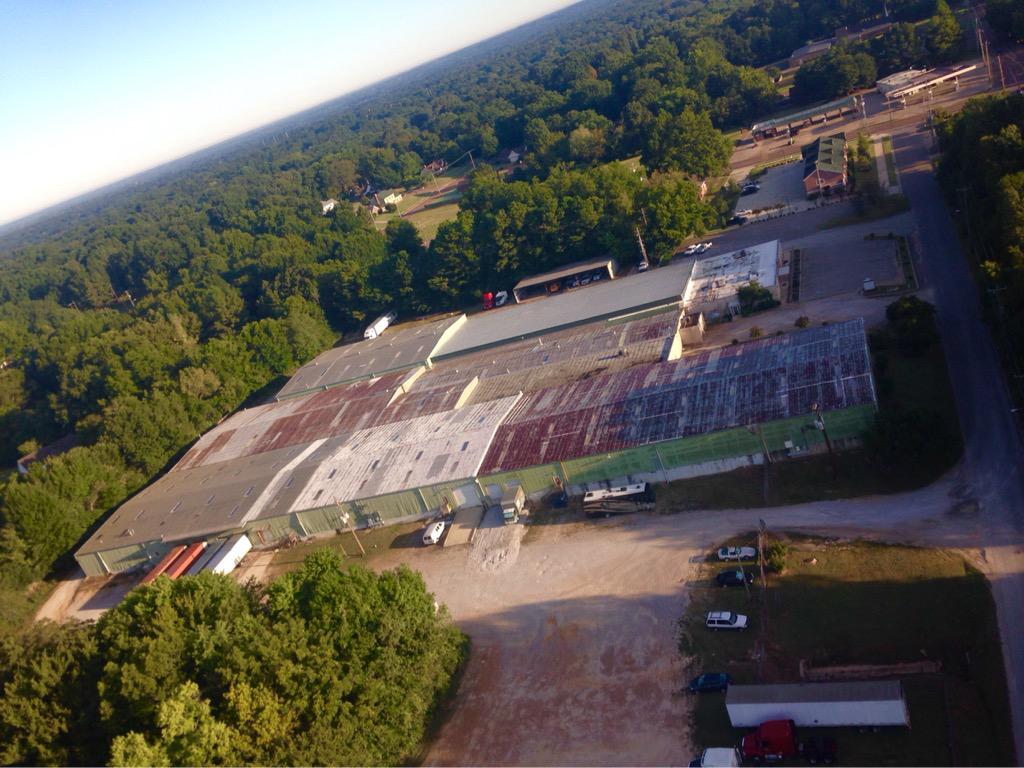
435, 260, 693, 359
276, 314, 464, 399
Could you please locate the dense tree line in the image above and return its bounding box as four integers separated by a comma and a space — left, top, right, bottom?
711, 0, 937, 68
0, 0, 929, 627
0, 551, 465, 766
789, 0, 963, 105
936, 92, 1024, 398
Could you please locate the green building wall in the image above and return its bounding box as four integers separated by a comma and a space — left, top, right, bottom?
482, 404, 875, 492
77, 406, 873, 576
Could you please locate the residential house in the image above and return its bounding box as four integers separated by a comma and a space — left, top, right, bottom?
16, 434, 80, 475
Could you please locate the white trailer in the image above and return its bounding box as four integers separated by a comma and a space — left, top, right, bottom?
363, 311, 397, 339
205, 533, 252, 575
185, 539, 226, 576
726, 681, 909, 728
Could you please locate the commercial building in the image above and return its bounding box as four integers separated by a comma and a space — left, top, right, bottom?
750, 96, 858, 141
75, 242, 876, 578
802, 133, 848, 198
682, 241, 782, 318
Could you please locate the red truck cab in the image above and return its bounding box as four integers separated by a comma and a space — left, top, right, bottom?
741, 719, 798, 763
482, 291, 494, 310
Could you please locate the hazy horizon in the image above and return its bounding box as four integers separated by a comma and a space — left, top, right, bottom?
0, 0, 579, 226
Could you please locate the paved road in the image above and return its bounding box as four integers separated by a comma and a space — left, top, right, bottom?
893, 127, 1024, 763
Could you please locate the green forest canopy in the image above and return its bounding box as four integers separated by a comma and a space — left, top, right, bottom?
0, 551, 466, 766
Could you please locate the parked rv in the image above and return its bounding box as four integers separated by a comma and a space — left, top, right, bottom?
423, 520, 445, 545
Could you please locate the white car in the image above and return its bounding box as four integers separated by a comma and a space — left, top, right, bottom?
697, 241, 713, 253
705, 611, 748, 631
423, 521, 446, 545
683, 244, 701, 256
494, 290, 509, 307
735, 208, 753, 217
718, 546, 757, 561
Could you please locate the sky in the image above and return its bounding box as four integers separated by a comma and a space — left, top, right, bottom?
0, 0, 578, 225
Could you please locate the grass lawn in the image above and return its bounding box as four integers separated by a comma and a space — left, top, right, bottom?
882, 136, 899, 186
680, 539, 1014, 766
821, 194, 910, 228
264, 522, 423, 580
0, 580, 59, 637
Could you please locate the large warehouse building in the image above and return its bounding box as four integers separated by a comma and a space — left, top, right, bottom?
76, 243, 876, 577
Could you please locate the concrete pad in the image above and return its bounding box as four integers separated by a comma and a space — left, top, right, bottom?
445, 504, 485, 547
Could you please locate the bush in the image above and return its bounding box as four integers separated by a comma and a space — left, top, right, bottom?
886, 296, 938, 355
795, 316, 810, 328
737, 280, 780, 316
766, 541, 788, 573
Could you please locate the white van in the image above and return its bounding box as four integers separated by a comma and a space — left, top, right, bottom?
422, 520, 445, 545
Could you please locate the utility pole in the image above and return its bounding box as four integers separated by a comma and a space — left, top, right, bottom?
336, 502, 366, 557
122, 290, 136, 308
811, 403, 837, 478
999, 55, 1006, 91
635, 226, 649, 267
468, 149, 476, 170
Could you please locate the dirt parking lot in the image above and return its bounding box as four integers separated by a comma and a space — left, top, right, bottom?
365, 516, 700, 766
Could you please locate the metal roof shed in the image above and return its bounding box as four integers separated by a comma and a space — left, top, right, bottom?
512, 257, 618, 302
726, 681, 909, 727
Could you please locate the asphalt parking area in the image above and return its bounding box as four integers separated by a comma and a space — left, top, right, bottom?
738, 161, 807, 215
798, 236, 904, 301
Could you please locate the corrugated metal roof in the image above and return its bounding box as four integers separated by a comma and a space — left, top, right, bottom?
727, 681, 904, 705
435, 263, 692, 358
513, 257, 617, 291
479, 319, 875, 473
285, 396, 519, 509
276, 314, 463, 399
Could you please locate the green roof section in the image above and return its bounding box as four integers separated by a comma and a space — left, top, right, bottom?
803, 133, 847, 177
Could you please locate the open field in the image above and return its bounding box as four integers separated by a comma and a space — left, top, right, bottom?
374, 163, 473, 241
681, 538, 1014, 766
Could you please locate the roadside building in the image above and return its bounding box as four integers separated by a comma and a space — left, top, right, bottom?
750, 96, 857, 141
789, 39, 833, 68
682, 241, 782, 318
802, 133, 848, 198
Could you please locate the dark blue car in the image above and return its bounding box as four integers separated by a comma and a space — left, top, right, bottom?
688, 672, 731, 693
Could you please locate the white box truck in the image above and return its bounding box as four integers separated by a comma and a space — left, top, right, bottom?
726, 681, 910, 728
205, 533, 252, 575
364, 311, 397, 339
